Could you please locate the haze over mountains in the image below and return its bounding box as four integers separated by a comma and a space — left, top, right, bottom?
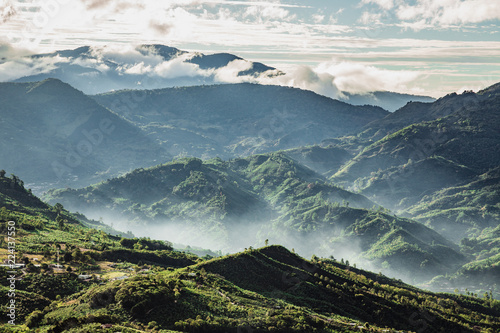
0, 79, 168, 189
2, 44, 435, 111
93, 83, 388, 158
0, 79, 389, 188
2, 71, 488, 290
1, 174, 499, 332
1, 42, 500, 331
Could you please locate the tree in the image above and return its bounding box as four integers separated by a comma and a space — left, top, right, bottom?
0, 170, 5, 178
25, 310, 44, 328
265, 239, 269, 246
54, 203, 64, 214
63, 252, 73, 262
56, 215, 65, 230
72, 248, 82, 262
11, 174, 18, 184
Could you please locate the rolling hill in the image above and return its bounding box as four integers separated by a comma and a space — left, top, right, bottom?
10, 245, 499, 333
333, 91, 500, 220
0, 79, 168, 189
340, 90, 435, 113
44, 153, 466, 282
360, 83, 500, 141
1, 173, 499, 332
93, 83, 389, 158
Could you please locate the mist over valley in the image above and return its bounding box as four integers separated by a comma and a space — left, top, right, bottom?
1, 24, 500, 331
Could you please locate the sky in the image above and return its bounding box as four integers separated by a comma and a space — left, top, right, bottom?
0, 0, 499, 98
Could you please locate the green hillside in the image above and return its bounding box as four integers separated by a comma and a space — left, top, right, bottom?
43, 153, 467, 282
360, 83, 500, 141
7, 245, 499, 333
0, 173, 199, 330
92, 83, 389, 158
0, 79, 168, 189
333, 94, 500, 217
43, 154, 372, 250
1, 162, 500, 332
407, 167, 500, 241
324, 88, 500, 296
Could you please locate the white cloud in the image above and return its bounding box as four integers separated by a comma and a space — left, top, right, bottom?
312, 14, 324, 24
0, 40, 31, 58
316, 61, 422, 94
0, 0, 16, 23
214, 59, 253, 82
209, 58, 422, 98
244, 4, 293, 21
0, 54, 69, 81
261, 61, 421, 97
363, 0, 500, 29
83, 45, 214, 79
90, 45, 164, 67
72, 57, 111, 73
361, 0, 394, 10
154, 54, 212, 78
359, 11, 382, 25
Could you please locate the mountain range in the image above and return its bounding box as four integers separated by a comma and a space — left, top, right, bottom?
35, 79, 500, 291
1, 44, 500, 331
1, 178, 499, 332
0, 79, 388, 189
92, 83, 389, 158
0, 79, 169, 189
4, 44, 435, 111
334, 86, 500, 240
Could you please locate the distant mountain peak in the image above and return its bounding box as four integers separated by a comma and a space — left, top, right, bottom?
478, 81, 500, 96
25, 77, 84, 95
7, 44, 439, 110
137, 44, 187, 60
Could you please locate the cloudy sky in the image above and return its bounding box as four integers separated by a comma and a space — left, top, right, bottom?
1, 0, 499, 97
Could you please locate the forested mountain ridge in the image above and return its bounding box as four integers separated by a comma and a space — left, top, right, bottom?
312, 86, 500, 295
340, 90, 435, 112
4, 243, 499, 332
44, 153, 466, 282
1, 74, 500, 331
0, 79, 389, 192
332, 93, 500, 233
3, 174, 499, 332
0, 79, 168, 188
92, 83, 389, 158
360, 83, 500, 141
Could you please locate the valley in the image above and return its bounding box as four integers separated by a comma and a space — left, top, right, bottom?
1, 46, 500, 333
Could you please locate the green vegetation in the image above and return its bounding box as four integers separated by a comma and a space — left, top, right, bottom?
0, 173, 199, 330
44, 153, 465, 282
2, 77, 500, 332
2, 243, 499, 332
93, 83, 388, 159
0, 79, 166, 187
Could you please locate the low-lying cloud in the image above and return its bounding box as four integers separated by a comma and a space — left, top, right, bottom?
0, 53, 68, 82
0, 42, 423, 98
